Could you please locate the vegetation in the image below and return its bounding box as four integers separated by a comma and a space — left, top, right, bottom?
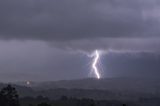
0, 85, 20, 106
0, 85, 160, 106
20, 96, 127, 106
0, 85, 128, 106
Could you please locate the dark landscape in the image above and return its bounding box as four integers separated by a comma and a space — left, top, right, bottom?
0, 78, 160, 106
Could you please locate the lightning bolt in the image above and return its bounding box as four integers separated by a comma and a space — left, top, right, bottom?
92, 50, 101, 79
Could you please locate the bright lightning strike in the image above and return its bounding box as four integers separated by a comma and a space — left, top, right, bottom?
92, 50, 101, 79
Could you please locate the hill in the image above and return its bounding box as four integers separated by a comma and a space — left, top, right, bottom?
8, 77, 160, 100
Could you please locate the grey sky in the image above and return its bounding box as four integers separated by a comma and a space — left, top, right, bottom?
0, 0, 160, 81
0, 0, 160, 40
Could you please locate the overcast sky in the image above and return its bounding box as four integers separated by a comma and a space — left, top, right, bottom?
0, 0, 160, 82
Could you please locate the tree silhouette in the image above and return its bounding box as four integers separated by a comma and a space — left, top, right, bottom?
123, 104, 127, 106
0, 85, 20, 106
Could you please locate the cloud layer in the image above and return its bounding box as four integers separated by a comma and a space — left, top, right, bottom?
0, 0, 160, 52
0, 0, 159, 39
0, 0, 160, 81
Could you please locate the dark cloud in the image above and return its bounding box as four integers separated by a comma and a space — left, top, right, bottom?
0, 0, 160, 81
0, 0, 159, 41
51, 38, 160, 54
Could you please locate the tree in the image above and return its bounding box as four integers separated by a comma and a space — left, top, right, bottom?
90, 103, 96, 106
123, 104, 127, 106
0, 85, 20, 106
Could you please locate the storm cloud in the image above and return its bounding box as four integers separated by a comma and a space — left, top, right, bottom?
0, 0, 160, 52
0, 0, 160, 81
0, 0, 159, 38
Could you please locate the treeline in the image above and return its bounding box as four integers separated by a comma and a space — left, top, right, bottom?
1, 85, 160, 106
20, 96, 128, 106
0, 85, 128, 106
